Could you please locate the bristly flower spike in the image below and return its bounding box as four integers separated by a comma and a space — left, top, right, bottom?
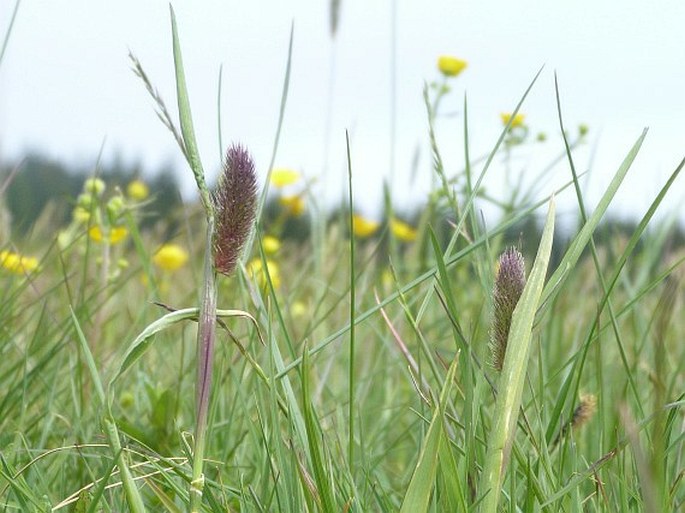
490, 247, 526, 371
211, 144, 258, 276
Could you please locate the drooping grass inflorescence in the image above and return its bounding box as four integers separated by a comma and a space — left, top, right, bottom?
490, 247, 526, 371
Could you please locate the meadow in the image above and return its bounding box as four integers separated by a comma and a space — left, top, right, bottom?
1, 6, 685, 513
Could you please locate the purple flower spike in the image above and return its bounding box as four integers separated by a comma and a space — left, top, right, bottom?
490, 247, 526, 371
212, 144, 258, 276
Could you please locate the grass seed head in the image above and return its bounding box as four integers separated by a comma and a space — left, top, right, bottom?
212, 144, 258, 276
490, 247, 526, 371
571, 393, 597, 431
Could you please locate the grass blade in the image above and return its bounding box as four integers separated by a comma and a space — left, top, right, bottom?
540, 129, 647, 309
399, 354, 460, 513
70, 307, 105, 407
169, 5, 209, 212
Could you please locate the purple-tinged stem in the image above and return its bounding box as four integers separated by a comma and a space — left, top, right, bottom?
190, 219, 217, 513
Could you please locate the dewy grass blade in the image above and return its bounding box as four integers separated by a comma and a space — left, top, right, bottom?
478, 198, 555, 513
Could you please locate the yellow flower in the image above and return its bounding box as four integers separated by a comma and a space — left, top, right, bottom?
127, 179, 149, 201
262, 235, 281, 254
0, 250, 39, 275
390, 218, 417, 242
247, 258, 281, 289
437, 56, 467, 77
279, 195, 305, 217
500, 112, 526, 128
352, 214, 379, 238
270, 168, 300, 188
88, 225, 128, 244
152, 244, 189, 272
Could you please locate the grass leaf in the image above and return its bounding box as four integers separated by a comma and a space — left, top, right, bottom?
399, 354, 460, 513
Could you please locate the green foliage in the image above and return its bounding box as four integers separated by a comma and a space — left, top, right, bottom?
1, 153, 182, 236
1, 7, 685, 513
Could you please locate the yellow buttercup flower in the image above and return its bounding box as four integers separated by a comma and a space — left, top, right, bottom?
390, 218, 417, 242
437, 56, 467, 77
270, 168, 300, 188
352, 214, 379, 238
247, 258, 281, 289
88, 225, 128, 245
500, 112, 526, 128
0, 250, 39, 275
262, 235, 281, 254
279, 195, 305, 217
152, 244, 189, 272
127, 179, 149, 201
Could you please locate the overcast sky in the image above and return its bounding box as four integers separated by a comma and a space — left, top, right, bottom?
1, 0, 684, 223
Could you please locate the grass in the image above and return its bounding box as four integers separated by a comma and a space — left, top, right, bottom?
1, 6, 685, 513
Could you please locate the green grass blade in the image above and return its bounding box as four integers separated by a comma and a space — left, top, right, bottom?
0, 0, 21, 70
399, 354, 459, 513
346, 130, 357, 468
0, 455, 42, 511
245, 23, 294, 259
540, 129, 647, 309
438, 432, 468, 512
85, 447, 122, 513
301, 344, 337, 512
69, 307, 105, 407
478, 198, 556, 513
276, 181, 578, 379
169, 5, 210, 213
110, 307, 257, 388
545, 154, 684, 444
70, 309, 147, 512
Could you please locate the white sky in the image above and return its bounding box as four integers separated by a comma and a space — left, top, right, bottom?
1, 0, 684, 224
